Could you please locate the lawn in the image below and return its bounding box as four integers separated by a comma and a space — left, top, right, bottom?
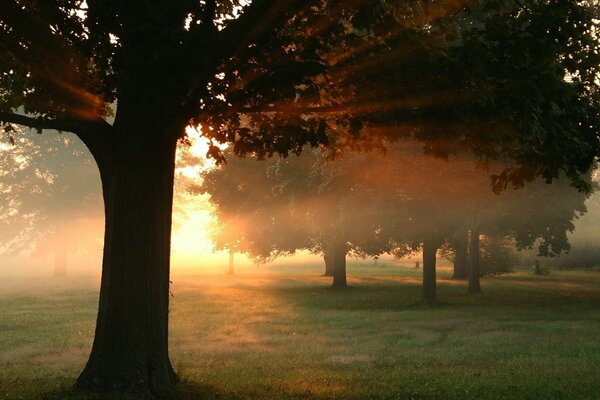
1, 261, 599, 399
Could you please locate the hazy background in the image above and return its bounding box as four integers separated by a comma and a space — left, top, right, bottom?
1, 131, 599, 279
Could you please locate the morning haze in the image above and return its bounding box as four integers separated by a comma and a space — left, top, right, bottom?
2, 1, 600, 399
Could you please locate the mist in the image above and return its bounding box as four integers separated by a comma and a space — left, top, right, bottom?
2, 130, 600, 282
199, 141, 599, 276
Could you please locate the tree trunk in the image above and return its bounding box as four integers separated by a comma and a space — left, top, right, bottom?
53, 245, 68, 277
422, 238, 439, 303
534, 259, 542, 275
228, 249, 234, 275
76, 134, 178, 397
452, 229, 468, 279
468, 229, 482, 293
331, 239, 347, 288
323, 246, 334, 277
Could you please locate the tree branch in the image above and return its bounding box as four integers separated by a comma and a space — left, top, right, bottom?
218, 0, 304, 59
0, 111, 112, 152
2, 112, 81, 133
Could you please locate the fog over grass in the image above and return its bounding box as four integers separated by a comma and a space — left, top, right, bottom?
1, 264, 599, 399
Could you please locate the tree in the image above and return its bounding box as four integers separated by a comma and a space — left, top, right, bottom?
0, 1, 348, 395
369, 141, 592, 301
2, 0, 599, 397
0, 130, 103, 275
199, 147, 390, 288
467, 173, 591, 291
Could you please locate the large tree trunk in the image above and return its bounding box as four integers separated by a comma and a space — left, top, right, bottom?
228, 249, 235, 275
76, 131, 178, 397
422, 238, 439, 303
331, 239, 347, 288
452, 229, 468, 280
468, 229, 482, 293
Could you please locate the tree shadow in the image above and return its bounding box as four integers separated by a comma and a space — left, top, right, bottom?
36, 381, 223, 400
257, 276, 600, 314
36, 380, 353, 400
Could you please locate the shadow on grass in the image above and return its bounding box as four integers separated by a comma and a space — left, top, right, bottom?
261, 283, 449, 312
36, 380, 346, 400
256, 278, 600, 314
36, 381, 225, 400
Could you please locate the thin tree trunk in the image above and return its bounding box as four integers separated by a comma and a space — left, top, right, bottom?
53, 245, 68, 277
452, 229, 468, 280
468, 229, 482, 293
77, 135, 178, 397
422, 238, 439, 303
228, 249, 234, 275
534, 259, 542, 275
331, 239, 347, 288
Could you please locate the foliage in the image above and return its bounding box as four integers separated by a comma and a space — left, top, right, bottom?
197, 146, 390, 262
0, 128, 102, 257
478, 235, 517, 276
201, 139, 593, 268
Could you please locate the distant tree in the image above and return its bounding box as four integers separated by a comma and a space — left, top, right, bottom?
0, 130, 103, 275
543, 188, 600, 268
437, 171, 592, 293
369, 141, 592, 300
475, 174, 591, 290
198, 147, 391, 288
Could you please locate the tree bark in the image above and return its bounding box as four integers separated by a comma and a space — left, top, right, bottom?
452, 229, 468, 280
331, 239, 347, 288
468, 229, 482, 293
422, 238, 439, 303
228, 249, 235, 275
76, 132, 178, 397
323, 246, 334, 277
53, 245, 68, 277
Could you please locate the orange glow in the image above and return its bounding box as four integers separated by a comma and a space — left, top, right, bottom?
171, 125, 231, 272
53, 79, 104, 121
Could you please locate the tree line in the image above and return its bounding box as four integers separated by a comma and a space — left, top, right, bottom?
198, 141, 592, 302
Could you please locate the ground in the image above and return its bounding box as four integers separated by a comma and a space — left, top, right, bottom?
1, 260, 599, 399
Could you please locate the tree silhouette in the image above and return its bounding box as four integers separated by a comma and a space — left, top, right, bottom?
1, 1, 599, 396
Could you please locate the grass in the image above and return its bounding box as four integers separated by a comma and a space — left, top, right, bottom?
1, 261, 599, 399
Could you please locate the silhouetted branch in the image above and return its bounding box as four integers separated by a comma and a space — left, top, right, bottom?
218, 0, 305, 58
0, 111, 111, 146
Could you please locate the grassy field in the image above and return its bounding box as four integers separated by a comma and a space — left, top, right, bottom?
1, 261, 599, 399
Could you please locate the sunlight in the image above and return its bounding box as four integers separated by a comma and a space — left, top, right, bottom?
171, 125, 228, 273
